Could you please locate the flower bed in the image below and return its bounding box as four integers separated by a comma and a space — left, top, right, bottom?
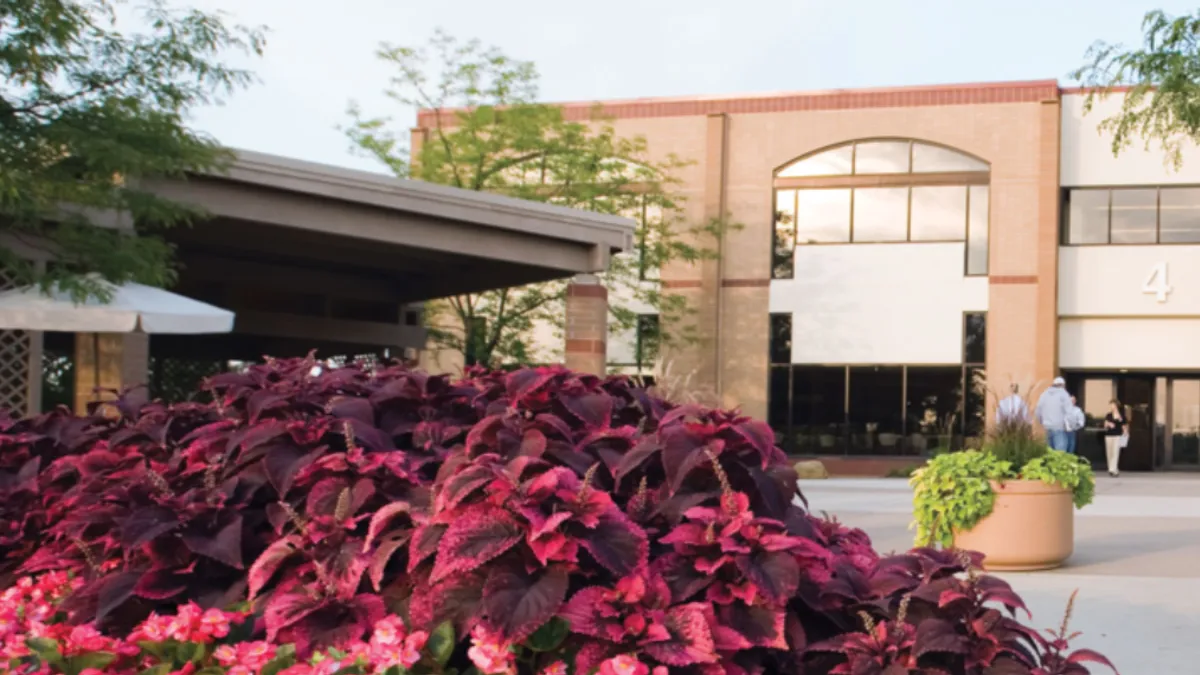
0, 357, 1114, 674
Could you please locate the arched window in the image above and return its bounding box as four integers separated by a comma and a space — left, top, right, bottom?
772, 139, 990, 279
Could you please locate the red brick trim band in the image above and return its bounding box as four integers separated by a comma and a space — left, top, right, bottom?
990, 275, 1039, 285
662, 280, 703, 289
566, 284, 608, 299
418, 79, 1061, 125
565, 339, 606, 354
721, 278, 770, 288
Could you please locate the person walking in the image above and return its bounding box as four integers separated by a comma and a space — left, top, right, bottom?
1065, 395, 1086, 455
996, 383, 1030, 425
1035, 377, 1073, 451
1103, 399, 1127, 477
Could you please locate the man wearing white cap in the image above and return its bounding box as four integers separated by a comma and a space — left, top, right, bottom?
1035, 377, 1074, 451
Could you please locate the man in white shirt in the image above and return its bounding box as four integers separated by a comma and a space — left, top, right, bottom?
1065, 395, 1086, 455
996, 383, 1030, 425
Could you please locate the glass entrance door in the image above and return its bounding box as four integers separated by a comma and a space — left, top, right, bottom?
1170, 379, 1200, 468
1117, 376, 1155, 471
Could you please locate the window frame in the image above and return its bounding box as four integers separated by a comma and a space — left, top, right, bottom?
771, 139, 990, 280
1061, 185, 1200, 246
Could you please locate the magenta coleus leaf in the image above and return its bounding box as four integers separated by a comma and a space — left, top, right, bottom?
579, 509, 649, 577
249, 535, 303, 599
642, 603, 720, 666
481, 564, 569, 641
430, 508, 524, 582
182, 513, 245, 570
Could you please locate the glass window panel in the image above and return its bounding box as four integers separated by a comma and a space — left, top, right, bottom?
906, 366, 964, 452
911, 143, 989, 173
964, 312, 986, 364
792, 366, 847, 429
910, 186, 967, 241
778, 145, 854, 177
768, 367, 791, 446
967, 185, 990, 275
769, 313, 792, 364
1110, 189, 1158, 244
848, 367, 903, 454
773, 190, 796, 278
852, 187, 908, 242
853, 141, 911, 174
1159, 188, 1200, 243
635, 314, 659, 372
796, 189, 851, 243
1172, 379, 1200, 465
1065, 189, 1110, 244
964, 367, 986, 439
1082, 379, 1113, 425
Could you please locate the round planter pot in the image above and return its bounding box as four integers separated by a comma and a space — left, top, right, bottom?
953, 479, 1074, 571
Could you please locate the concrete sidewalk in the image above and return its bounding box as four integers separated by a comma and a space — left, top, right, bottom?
800, 475, 1200, 674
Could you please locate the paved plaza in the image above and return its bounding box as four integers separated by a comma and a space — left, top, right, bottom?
800, 475, 1200, 675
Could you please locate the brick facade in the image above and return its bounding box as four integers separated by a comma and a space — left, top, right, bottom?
564, 276, 609, 376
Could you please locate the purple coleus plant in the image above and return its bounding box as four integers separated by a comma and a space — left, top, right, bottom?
0, 357, 1119, 675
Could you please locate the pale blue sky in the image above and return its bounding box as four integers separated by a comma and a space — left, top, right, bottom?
177, 0, 1197, 173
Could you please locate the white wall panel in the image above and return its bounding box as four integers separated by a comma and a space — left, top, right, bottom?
1060, 318, 1200, 370
1059, 246, 1200, 317
769, 243, 987, 365
1062, 93, 1200, 186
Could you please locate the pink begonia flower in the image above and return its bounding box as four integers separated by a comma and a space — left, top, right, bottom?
239, 641, 277, 670
199, 608, 232, 639
227, 667, 254, 675
467, 626, 515, 675
540, 661, 568, 675
214, 645, 239, 667
598, 654, 650, 675
371, 616, 405, 646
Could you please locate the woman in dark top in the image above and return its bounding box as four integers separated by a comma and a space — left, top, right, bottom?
1103, 399, 1126, 477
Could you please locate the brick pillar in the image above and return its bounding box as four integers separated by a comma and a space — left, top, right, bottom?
74, 333, 149, 414
564, 275, 607, 375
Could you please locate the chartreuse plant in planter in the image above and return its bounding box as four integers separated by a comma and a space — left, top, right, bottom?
911, 448, 1096, 547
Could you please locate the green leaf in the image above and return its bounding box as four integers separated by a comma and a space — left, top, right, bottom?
139, 665, 173, 675
25, 637, 63, 666
261, 646, 298, 675
428, 621, 456, 666
526, 617, 570, 652
66, 652, 117, 675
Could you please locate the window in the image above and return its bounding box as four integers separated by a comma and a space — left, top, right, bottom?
905, 367, 964, 437
966, 186, 989, 275
768, 363, 988, 456
778, 144, 853, 177
1065, 189, 1109, 244
464, 316, 488, 366
848, 367, 904, 454
911, 186, 968, 241
792, 366, 847, 430
912, 143, 989, 173
964, 312, 986, 364
769, 313, 792, 364
773, 191, 796, 277
795, 189, 851, 244
1062, 186, 1200, 245
1159, 188, 1200, 243
635, 314, 660, 372
1111, 189, 1157, 244
853, 141, 911, 174
852, 187, 908, 242
772, 140, 989, 279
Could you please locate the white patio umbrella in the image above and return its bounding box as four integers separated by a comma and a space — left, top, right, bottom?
0, 280, 235, 403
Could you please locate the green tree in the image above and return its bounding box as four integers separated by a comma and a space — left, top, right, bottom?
345, 30, 725, 368
0, 0, 265, 300
1074, 8, 1200, 168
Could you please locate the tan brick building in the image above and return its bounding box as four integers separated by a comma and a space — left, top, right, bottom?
416, 79, 1200, 472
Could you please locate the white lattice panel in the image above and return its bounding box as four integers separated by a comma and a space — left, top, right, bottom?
0, 268, 31, 415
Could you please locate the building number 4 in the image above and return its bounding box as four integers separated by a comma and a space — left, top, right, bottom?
1143, 262, 1172, 303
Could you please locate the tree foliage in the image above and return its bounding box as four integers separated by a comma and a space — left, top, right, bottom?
1074, 8, 1200, 168
345, 30, 725, 368
0, 0, 265, 300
